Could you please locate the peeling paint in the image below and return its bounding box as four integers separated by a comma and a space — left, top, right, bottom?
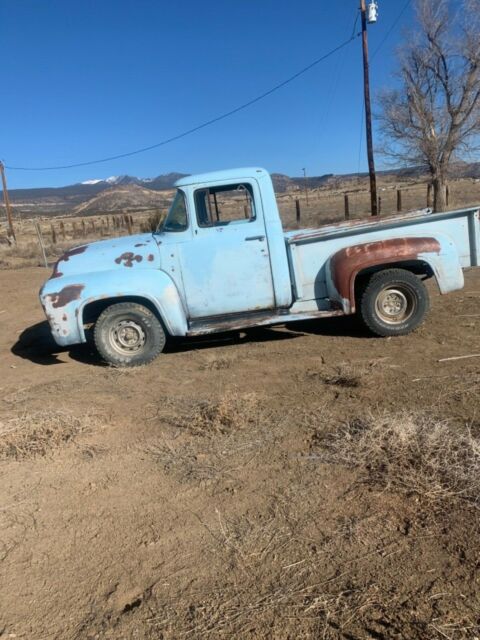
330, 237, 441, 310
47, 284, 85, 309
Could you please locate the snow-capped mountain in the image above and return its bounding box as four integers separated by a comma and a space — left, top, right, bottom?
80, 174, 185, 188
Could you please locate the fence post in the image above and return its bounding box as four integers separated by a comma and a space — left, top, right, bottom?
90, 219, 96, 234
344, 194, 350, 220
446, 184, 449, 207
34, 221, 48, 268
295, 198, 301, 223
81, 219, 86, 237
396, 189, 402, 212
427, 183, 433, 208
51, 224, 57, 244
378, 197, 382, 215
126, 214, 133, 235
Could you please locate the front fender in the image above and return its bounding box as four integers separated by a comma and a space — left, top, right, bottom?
40, 269, 188, 346
326, 234, 464, 314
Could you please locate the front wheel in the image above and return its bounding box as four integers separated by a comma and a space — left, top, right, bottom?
359, 268, 429, 337
94, 302, 166, 367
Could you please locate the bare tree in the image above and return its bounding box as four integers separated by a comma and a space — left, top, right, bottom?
378, 0, 480, 211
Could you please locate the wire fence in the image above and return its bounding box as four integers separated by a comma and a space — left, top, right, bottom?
1, 178, 479, 269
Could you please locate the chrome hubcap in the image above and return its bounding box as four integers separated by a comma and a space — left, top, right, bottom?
110, 320, 146, 354
375, 287, 415, 324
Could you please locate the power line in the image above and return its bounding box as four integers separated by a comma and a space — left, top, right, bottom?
371, 0, 411, 59
5, 34, 359, 171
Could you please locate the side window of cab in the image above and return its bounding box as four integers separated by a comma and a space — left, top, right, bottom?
194, 183, 255, 227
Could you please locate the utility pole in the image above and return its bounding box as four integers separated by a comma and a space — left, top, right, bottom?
302, 167, 309, 206
360, 0, 378, 216
0, 162, 16, 241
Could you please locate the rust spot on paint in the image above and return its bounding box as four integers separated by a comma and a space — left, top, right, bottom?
114, 252, 143, 267
147, 254, 154, 261
331, 237, 441, 311
50, 245, 88, 279
47, 284, 85, 308
61, 245, 88, 261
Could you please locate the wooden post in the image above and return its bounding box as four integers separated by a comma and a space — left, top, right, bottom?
126, 214, 133, 235
0, 162, 16, 241
445, 184, 449, 207
60, 221, 66, 240
51, 224, 57, 244
72, 221, 77, 237
295, 198, 301, 223
81, 219, 86, 237
360, 0, 378, 216
378, 196, 382, 215
344, 194, 350, 220
396, 189, 402, 212
90, 219, 96, 234
427, 183, 433, 208
34, 221, 48, 267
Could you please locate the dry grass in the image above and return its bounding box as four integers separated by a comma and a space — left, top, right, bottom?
151, 390, 262, 437
0, 409, 98, 459
147, 391, 275, 486
140, 210, 165, 232
315, 412, 480, 504
199, 354, 235, 371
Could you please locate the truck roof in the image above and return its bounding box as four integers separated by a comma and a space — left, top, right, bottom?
175, 167, 268, 187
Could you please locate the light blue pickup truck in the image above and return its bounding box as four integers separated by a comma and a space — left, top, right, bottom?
40, 167, 480, 366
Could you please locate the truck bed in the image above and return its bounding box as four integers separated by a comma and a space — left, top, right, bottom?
284, 205, 480, 309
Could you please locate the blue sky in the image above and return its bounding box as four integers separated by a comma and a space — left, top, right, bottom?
0, 0, 412, 189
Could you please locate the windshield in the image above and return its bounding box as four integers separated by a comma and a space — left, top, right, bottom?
160, 190, 188, 232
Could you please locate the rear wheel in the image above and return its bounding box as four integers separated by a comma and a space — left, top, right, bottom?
94, 302, 166, 367
359, 268, 429, 337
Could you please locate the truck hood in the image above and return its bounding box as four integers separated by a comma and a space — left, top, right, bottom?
50, 233, 161, 279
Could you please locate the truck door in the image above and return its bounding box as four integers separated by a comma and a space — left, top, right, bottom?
179, 181, 275, 318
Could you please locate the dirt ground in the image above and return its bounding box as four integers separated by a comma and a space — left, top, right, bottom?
0, 267, 479, 639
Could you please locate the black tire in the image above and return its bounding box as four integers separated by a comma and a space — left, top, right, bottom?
359, 268, 429, 337
93, 302, 166, 367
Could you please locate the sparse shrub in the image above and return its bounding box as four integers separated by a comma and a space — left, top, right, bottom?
0, 410, 97, 459
199, 354, 234, 371
316, 412, 480, 504
154, 391, 261, 436
141, 210, 165, 233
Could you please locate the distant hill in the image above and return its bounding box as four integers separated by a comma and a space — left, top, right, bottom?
72, 183, 172, 216
3, 163, 479, 218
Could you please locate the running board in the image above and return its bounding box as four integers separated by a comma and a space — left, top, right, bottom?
187, 308, 344, 336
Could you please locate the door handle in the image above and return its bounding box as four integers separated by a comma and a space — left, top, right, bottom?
245, 235, 265, 241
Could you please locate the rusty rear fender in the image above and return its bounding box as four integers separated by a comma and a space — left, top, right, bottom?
326, 234, 464, 314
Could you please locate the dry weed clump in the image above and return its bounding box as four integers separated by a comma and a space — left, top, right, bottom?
154, 391, 262, 436
0, 410, 97, 459
317, 412, 480, 504
148, 391, 274, 484
304, 363, 367, 388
